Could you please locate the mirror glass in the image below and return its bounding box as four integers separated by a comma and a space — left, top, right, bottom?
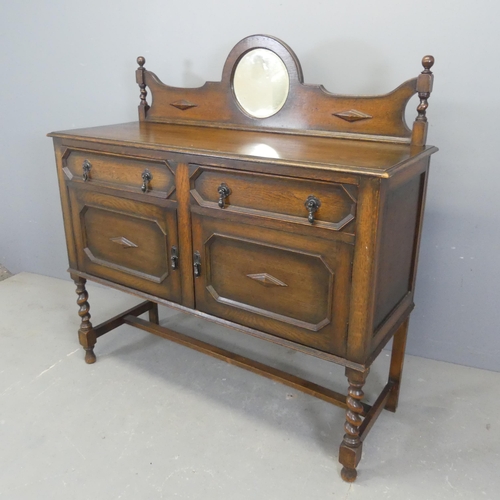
233, 49, 289, 118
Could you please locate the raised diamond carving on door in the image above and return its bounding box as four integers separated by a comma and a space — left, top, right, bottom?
247, 273, 288, 287
109, 236, 138, 249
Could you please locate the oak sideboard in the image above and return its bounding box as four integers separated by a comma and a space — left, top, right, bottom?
49, 35, 437, 482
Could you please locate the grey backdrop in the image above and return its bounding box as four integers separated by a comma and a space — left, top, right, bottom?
1, 1, 498, 371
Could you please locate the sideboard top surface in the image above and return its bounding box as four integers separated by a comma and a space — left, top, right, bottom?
49, 121, 437, 178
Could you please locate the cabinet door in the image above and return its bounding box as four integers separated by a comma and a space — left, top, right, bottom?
192, 213, 352, 356
68, 186, 182, 303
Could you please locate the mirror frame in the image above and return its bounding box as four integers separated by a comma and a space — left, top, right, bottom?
221, 35, 304, 120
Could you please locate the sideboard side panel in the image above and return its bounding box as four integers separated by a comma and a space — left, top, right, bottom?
372, 162, 429, 331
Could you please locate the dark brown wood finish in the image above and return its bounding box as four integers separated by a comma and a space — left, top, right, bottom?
191, 212, 352, 355
385, 318, 410, 412
73, 276, 96, 364
67, 185, 182, 302
339, 367, 369, 482
51, 122, 437, 177
140, 35, 422, 143
175, 162, 196, 308
49, 35, 437, 482
62, 148, 176, 199
190, 165, 357, 231
373, 173, 423, 329
123, 314, 371, 412
68, 267, 367, 370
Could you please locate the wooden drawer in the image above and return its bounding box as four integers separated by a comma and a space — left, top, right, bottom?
68, 186, 182, 302
63, 149, 175, 199
192, 213, 352, 355
190, 166, 357, 231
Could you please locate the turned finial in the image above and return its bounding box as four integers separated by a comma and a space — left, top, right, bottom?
415, 55, 435, 124
136, 56, 150, 115
421, 55, 434, 74
411, 55, 435, 145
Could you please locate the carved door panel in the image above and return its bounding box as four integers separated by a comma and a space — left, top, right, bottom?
191, 213, 352, 356
68, 186, 182, 303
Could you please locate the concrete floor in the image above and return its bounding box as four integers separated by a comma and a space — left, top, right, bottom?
0, 273, 499, 499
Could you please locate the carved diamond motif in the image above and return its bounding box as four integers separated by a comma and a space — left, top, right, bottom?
247, 273, 288, 287
333, 109, 372, 122
170, 99, 197, 111
110, 236, 138, 249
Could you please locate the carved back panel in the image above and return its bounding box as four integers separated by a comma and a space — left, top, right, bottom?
136, 35, 434, 145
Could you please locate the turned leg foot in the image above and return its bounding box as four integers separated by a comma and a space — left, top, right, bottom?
74, 277, 97, 363
84, 347, 96, 364
341, 466, 357, 483
339, 367, 368, 482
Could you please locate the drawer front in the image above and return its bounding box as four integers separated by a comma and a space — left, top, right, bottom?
192, 213, 352, 355
63, 149, 175, 198
68, 187, 182, 302
191, 166, 357, 231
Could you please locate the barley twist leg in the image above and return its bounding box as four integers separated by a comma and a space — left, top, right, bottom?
339, 368, 368, 482
74, 277, 97, 364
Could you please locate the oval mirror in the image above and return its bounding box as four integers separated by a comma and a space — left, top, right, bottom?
233, 48, 290, 119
